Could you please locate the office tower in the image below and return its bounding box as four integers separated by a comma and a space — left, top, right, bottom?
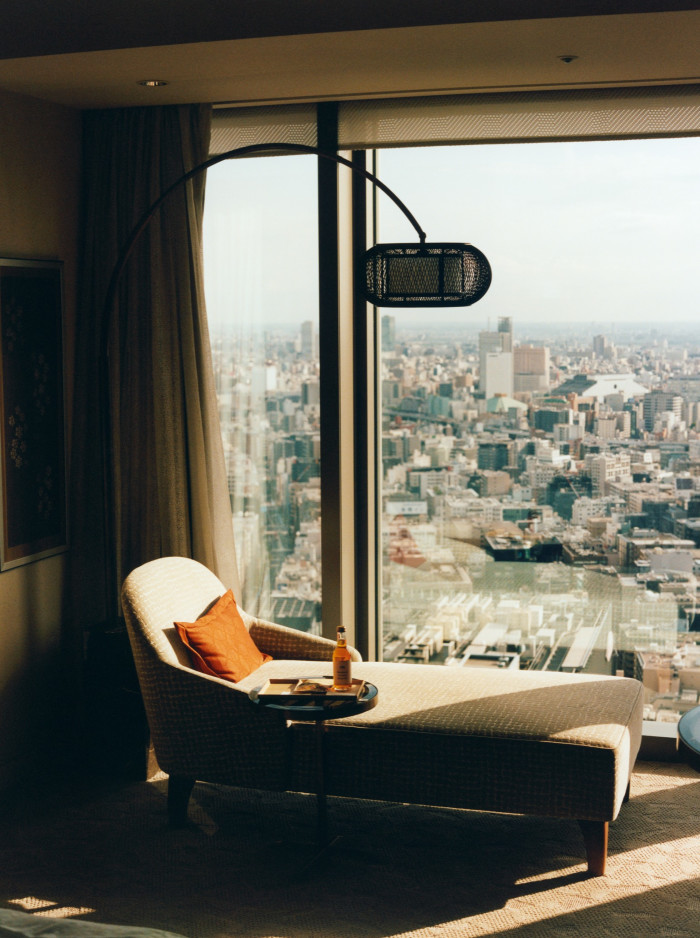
585, 452, 632, 495
483, 351, 514, 398
479, 320, 513, 397
381, 314, 396, 351
498, 316, 513, 351
643, 390, 683, 431
479, 328, 502, 377
478, 440, 512, 471
593, 334, 607, 358
302, 380, 320, 407
300, 320, 315, 358
514, 344, 550, 392
534, 405, 571, 434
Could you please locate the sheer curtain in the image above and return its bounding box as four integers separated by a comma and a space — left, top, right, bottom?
72, 104, 239, 628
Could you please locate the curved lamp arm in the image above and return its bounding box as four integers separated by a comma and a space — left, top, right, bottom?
102, 141, 428, 326
103, 141, 491, 333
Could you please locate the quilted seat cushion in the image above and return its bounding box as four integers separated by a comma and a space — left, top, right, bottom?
251, 661, 645, 823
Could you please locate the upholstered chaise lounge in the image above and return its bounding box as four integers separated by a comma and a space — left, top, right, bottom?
121, 556, 644, 876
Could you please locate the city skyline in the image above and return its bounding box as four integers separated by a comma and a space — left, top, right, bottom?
209, 307, 700, 729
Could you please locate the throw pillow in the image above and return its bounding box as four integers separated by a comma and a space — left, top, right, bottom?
175, 589, 271, 683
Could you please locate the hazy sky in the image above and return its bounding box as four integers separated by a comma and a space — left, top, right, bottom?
203, 136, 700, 332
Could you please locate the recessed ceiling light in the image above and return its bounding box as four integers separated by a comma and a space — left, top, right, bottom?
558, 55, 579, 64
137, 79, 169, 87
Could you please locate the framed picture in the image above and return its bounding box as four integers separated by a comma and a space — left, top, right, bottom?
0, 259, 67, 569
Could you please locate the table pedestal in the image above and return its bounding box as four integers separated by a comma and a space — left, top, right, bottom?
249, 678, 379, 869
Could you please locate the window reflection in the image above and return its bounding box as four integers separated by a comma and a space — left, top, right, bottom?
204, 156, 321, 631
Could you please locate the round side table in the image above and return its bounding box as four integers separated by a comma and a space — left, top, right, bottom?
249, 678, 378, 850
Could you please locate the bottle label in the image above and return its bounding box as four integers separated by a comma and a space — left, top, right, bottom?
333, 658, 351, 686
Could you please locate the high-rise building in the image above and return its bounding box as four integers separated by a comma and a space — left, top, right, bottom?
585, 452, 632, 495
593, 334, 607, 358
483, 351, 514, 399
479, 328, 502, 376
514, 344, 550, 392
381, 314, 396, 351
643, 390, 683, 432
595, 415, 618, 439
479, 318, 514, 397
534, 405, 571, 433
478, 440, 512, 471
498, 316, 513, 351
300, 320, 316, 359
301, 380, 320, 407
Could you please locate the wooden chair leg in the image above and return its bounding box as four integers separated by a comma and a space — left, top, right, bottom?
168, 775, 195, 828
578, 820, 608, 876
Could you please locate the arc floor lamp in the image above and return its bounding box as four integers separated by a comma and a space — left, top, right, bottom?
100, 141, 492, 614
103, 141, 492, 320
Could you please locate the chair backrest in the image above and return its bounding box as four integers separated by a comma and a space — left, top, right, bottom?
121, 556, 290, 790
121, 556, 226, 668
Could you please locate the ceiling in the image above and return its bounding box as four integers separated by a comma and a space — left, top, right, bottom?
0, 1, 698, 110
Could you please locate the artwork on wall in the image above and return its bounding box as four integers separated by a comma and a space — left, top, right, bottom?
0, 258, 67, 570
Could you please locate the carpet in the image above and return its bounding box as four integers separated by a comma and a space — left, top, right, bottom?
1, 761, 699, 938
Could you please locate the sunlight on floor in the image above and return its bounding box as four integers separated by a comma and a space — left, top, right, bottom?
9, 897, 96, 918
633, 764, 700, 795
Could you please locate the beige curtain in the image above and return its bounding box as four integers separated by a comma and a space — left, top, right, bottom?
72, 104, 239, 627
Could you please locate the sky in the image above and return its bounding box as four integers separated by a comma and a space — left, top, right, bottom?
203, 136, 700, 333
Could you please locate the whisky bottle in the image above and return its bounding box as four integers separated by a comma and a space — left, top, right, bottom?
332, 625, 352, 691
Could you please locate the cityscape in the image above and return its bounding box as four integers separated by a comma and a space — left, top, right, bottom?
211, 314, 700, 734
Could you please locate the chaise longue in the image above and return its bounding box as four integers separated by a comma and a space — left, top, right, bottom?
121, 556, 644, 876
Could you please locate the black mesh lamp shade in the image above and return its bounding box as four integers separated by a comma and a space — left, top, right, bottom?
364, 242, 492, 308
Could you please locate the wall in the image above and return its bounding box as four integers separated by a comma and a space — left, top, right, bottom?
0, 88, 81, 793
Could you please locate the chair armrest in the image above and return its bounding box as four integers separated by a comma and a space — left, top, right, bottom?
140, 658, 291, 790
248, 617, 362, 662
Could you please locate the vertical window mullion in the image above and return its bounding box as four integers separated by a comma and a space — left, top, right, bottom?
317, 103, 343, 640
317, 105, 357, 644
351, 149, 378, 661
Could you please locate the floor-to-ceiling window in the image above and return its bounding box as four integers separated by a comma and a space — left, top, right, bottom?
374, 138, 700, 733
203, 97, 700, 739
203, 153, 321, 630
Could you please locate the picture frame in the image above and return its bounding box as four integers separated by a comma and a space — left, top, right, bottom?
0, 258, 68, 570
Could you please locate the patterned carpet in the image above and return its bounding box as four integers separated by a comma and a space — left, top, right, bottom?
1, 761, 699, 938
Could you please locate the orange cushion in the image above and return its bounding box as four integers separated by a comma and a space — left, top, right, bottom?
175, 590, 272, 683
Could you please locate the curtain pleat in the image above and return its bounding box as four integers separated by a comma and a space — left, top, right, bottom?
71, 104, 239, 627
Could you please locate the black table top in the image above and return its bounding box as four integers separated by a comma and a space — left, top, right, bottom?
678, 705, 700, 755
249, 677, 378, 720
